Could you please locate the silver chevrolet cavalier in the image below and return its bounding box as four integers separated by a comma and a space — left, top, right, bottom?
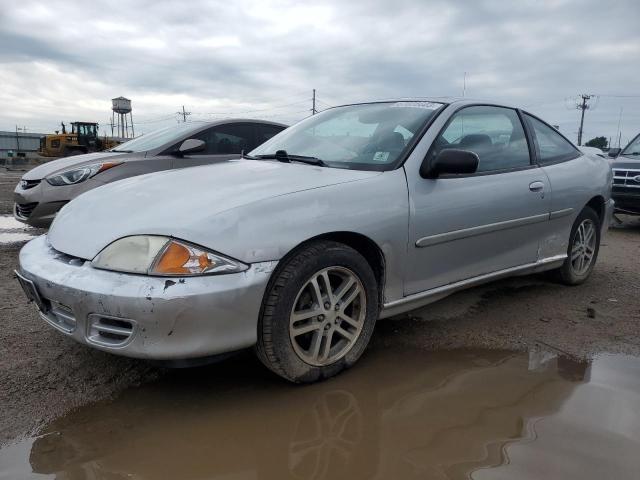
16, 99, 614, 383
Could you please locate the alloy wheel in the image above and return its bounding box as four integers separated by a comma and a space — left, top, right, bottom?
571, 219, 597, 276
289, 266, 366, 366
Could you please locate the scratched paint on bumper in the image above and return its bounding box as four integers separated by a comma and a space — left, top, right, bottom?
18, 235, 276, 359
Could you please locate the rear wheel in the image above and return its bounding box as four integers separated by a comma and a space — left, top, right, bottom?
555, 206, 600, 285
256, 241, 379, 383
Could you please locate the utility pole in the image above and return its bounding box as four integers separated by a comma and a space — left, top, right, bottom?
576, 94, 592, 146
15, 125, 21, 155
615, 107, 624, 148
177, 105, 191, 122
312, 89, 317, 115
463, 72, 467, 97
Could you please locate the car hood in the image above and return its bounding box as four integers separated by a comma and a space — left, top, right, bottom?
23, 151, 135, 180
610, 155, 640, 169
48, 159, 380, 260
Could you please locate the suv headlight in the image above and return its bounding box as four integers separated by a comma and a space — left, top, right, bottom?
46, 162, 121, 186
92, 235, 248, 276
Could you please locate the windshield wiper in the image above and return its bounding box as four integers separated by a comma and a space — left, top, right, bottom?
110, 149, 134, 153
255, 150, 327, 166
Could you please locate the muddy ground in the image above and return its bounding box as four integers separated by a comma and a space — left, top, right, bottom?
1, 166, 639, 446
0, 169, 21, 215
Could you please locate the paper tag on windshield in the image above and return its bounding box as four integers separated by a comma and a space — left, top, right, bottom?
373, 151, 390, 162
392, 101, 441, 109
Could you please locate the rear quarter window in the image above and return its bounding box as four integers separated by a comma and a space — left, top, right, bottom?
524, 114, 581, 165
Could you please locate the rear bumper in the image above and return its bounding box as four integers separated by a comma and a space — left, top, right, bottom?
18, 235, 276, 360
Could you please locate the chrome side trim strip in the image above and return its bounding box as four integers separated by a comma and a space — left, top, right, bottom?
415, 213, 549, 248
549, 207, 574, 220
380, 254, 567, 319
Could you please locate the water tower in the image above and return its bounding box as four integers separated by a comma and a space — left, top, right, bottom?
111, 96, 134, 138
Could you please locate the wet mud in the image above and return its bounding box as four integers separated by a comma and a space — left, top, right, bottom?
1, 347, 639, 479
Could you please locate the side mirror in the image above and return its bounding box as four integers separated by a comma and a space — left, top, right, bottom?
421, 149, 479, 178
175, 138, 206, 156
607, 148, 621, 158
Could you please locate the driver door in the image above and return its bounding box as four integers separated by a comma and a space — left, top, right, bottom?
405, 105, 551, 295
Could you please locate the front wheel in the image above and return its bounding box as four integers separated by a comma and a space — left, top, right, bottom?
256, 241, 379, 383
555, 206, 601, 285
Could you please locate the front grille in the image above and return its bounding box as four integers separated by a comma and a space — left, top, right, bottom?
15, 202, 38, 219
613, 169, 640, 189
87, 315, 135, 347
20, 179, 41, 190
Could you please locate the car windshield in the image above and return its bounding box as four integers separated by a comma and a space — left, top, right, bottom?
250, 101, 445, 170
621, 135, 640, 156
110, 123, 204, 153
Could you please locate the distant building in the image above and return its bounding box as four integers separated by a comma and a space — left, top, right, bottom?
0, 130, 45, 160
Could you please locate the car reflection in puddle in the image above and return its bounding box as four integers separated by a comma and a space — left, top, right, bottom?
2, 347, 639, 480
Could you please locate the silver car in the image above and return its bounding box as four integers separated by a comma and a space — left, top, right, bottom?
13, 119, 286, 227
16, 99, 613, 383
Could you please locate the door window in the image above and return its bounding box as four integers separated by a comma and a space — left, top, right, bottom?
255, 124, 286, 147
192, 124, 254, 155
430, 106, 531, 173
524, 114, 580, 164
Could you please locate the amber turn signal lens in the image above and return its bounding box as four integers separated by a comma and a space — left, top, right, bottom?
198, 253, 212, 270
155, 242, 191, 274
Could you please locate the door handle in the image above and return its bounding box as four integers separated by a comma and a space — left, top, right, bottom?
529, 181, 545, 192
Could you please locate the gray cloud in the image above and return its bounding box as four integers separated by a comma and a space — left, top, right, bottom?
0, 0, 639, 144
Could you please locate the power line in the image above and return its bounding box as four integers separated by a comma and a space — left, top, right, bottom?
594, 94, 640, 98
192, 99, 311, 116
135, 114, 180, 124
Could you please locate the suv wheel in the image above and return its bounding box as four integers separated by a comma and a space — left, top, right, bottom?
256, 241, 379, 383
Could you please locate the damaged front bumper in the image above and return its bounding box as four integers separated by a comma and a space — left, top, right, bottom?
17, 235, 276, 360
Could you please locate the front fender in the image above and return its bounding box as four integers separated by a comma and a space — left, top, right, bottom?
207, 169, 410, 303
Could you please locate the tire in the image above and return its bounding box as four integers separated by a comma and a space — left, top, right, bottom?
256, 240, 379, 383
555, 206, 601, 285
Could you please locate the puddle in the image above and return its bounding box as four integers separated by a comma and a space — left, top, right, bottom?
1, 348, 639, 479
0, 215, 35, 245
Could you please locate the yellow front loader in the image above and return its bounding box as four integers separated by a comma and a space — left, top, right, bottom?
39, 122, 121, 157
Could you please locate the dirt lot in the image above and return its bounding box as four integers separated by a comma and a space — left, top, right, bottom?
1, 166, 639, 445
0, 169, 21, 215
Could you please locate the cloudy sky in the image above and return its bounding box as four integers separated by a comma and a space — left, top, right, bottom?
1, 0, 639, 146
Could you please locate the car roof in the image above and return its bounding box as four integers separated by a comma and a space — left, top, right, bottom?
331, 97, 521, 110
178, 118, 288, 128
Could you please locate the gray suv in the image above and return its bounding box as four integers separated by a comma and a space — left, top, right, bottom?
14, 119, 286, 227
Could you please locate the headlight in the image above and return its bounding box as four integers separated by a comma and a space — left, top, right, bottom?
92, 235, 248, 276
46, 162, 121, 186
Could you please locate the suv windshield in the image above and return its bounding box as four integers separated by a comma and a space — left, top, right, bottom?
621, 134, 640, 156
250, 101, 445, 170
111, 123, 204, 153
